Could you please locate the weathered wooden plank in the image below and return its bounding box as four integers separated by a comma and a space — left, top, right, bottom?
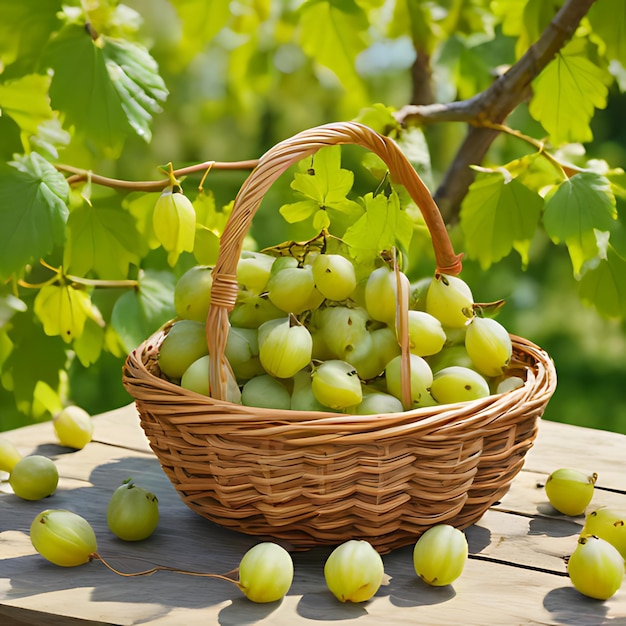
2, 408, 626, 625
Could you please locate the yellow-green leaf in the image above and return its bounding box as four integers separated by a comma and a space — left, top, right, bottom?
579, 244, 626, 319
299, 0, 369, 105
64, 198, 145, 279
34, 284, 102, 343
460, 170, 543, 269
0, 74, 53, 137
543, 172, 617, 275
529, 39, 612, 145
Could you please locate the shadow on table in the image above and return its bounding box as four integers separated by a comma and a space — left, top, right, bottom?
543, 587, 626, 626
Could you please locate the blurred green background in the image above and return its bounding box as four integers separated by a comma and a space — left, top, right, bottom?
1, 1, 624, 435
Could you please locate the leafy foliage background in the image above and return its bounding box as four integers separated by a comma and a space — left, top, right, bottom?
0, 0, 625, 433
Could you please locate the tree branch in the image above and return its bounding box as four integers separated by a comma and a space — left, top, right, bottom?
55, 159, 259, 192
395, 0, 598, 223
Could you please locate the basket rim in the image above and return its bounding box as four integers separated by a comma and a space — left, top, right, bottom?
123, 323, 557, 445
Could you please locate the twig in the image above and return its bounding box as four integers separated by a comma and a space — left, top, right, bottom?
55, 159, 259, 193
395, 0, 598, 222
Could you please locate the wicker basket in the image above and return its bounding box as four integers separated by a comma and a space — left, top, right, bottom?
122, 122, 557, 553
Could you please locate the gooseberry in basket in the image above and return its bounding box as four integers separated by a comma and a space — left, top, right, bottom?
258, 313, 313, 379
311, 359, 363, 410
430, 366, 490, 405
324, 540, 385, 603
236, 250, 276, 294
30, 509, 97, 567
582, 506, 626, 559
53, 405, 93, 450
174, 264, 213, 322
158, 319, 208, 380
238, 542, 294, 603
266, 262, 319, 315
544, 468, 597, 516
311, 252, 357, 301
425, 273, 474, 328
407, 310, 447, 357
465, 316, 512, 378
385, 353, 433, 409
413, 524, 468, 586
364, 265, 407, 325
107, 478, 159, 541
567, 534, 624, 600
10, 455, 59, 500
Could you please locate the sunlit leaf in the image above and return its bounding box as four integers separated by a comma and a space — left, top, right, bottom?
0, 74, 54, 137
6, 314, 67, 418
111, 270, 175, 351
0, 0, 61, 76
0, 293, 27, 329
279, 199, 319, 224
64, 198, 145, 279
43, 24, 167, 154
579, 244, 626, 318
343, 191, 413, 267
299, 0, 369, 104
34, 283, 103, 344
168, 0, 231, 70
529, 38, 612, 145
588, 0, 626, 65
193, 226, 220, 266
291, 146, 354, 204
72, 317, 105, 367
543, 172, 617, 274
0, 153, 69, 280
460, 169, 543, 269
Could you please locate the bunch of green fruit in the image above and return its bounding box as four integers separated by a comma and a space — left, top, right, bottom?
159, 243, 520, 414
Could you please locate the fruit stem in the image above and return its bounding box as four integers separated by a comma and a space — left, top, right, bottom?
55, 159, 259, 192
91, 552, 240, 585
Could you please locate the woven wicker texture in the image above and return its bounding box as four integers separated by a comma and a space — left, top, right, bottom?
123, 122, 557, 553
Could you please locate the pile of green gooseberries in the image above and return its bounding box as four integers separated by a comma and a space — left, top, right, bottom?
544, 467, 625, 600
160, 245, 521, 414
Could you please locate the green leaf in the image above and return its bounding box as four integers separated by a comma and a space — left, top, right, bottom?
280, 146, 362, 229
168, 0, 232, 70
0, 293, 27, 329
64, 198, 145, 279
493, 0, 561, 59
103, 37, 168, 141
460, 169, 543, 269
292, 146, 354, 205
299, 0, 369, 104
43, 25, 167, 154
579, 244, 626, 318
0, 73, 54, 137
279, 200, 320, 224
342, 191, 413, 267
588, 0, 626, 65
72, 317, 105, 367
0, 0, 62, 76
6, 313, 67, 418
111, 270, 175, 352
396, 126, 433, 190
0, 153, 69, 280
529, 38, 612, 145
543, 172, 617, 274
34, 283, 103, 344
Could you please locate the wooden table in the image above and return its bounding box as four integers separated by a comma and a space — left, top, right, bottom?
1, 403, 624, 625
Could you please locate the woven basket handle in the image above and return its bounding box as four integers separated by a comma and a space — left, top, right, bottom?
207, 121, 463, 401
